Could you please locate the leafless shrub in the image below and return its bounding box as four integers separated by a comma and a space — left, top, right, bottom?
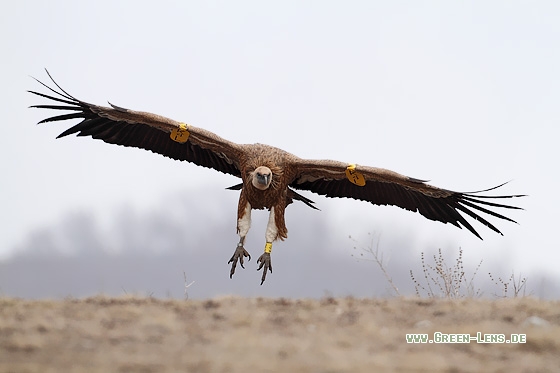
488, 271, 528, 298
183, 271, 195, 300
351, 234, 528, 299
409, 248, 482, 299
350, 233, 400, 296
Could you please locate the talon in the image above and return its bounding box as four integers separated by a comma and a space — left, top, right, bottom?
228, 244, 251, 278
257, 252, 272, 285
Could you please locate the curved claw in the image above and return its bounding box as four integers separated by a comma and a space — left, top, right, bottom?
228, 245, 251, 278
257, 252, 272, 285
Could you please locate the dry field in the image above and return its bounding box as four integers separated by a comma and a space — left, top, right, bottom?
1, 296, 559, 372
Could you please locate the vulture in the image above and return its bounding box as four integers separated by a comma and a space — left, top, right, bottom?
29, 71, 524, 284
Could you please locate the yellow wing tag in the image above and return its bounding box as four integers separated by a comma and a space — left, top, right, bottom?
170, 123, 190, 143
346, 164, 366, 186
264, 242, 273, 254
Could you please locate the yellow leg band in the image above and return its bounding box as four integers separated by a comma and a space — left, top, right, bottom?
264, 242, 272, 254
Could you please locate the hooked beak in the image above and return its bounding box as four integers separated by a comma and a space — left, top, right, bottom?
257, 172, 270, 186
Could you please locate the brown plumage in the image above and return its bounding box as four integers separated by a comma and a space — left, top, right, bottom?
29, 71, 525, 284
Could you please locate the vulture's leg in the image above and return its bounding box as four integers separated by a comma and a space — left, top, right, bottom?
257, 242, 273, 285
257, 206, 278, 285
228, 201, 252, 278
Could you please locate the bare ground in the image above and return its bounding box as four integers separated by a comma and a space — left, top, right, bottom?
1, 296, 559, 372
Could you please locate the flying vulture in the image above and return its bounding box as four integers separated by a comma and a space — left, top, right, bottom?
29, 71, 524, 284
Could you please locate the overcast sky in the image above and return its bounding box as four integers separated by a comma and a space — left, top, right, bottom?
2, 1, 559, 289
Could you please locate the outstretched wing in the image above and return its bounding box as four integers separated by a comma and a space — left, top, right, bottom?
290, 159, 525, 239
29, 70, 242, 177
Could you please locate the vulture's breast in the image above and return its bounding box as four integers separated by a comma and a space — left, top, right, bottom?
244, 184, 286, 210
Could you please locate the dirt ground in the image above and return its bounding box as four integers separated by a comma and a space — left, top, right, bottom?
0, 296, 558, 372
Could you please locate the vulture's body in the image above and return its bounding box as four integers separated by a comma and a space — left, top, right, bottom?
29, 71, 525, 284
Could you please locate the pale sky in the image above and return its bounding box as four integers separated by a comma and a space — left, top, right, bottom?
2, 1, 559, 282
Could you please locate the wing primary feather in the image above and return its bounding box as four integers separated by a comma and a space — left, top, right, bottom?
31, 104, 81, 111
43, 68, 81, 102
30, 73, 75, 102
454, 204, 502, 237
29, 77, 73, 101
458, 199, 519, 224
460, 195, 524, 210
38, 112, 85, 124
464, 193, 527, 199
56, 117, 106, 138
461, 181, 519, 194
28, 91, 78, 107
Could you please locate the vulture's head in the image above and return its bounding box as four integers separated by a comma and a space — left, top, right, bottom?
251, 166, 273, 190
